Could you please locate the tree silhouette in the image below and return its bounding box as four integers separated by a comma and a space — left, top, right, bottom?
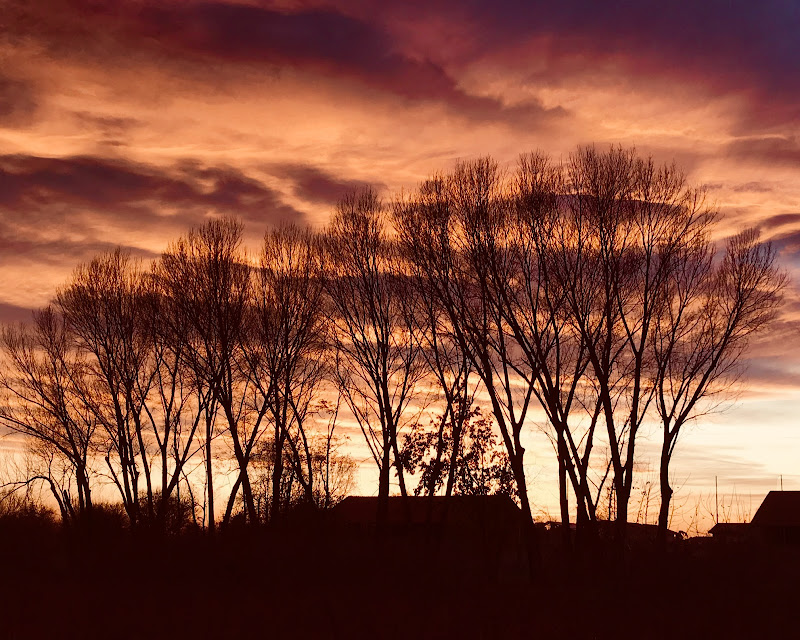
651, 228, 785, 543
0, 145, 784, 555
243, 224, 328, 520
401, 405, 517, 499
56, 249, 153, 526
324, 188, 427, 522
0, 307, 96, 522
159, 219, 259, 526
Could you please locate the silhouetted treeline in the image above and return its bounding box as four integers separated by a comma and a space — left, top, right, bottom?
0, 145, 785, 545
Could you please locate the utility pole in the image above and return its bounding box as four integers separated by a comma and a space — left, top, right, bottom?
715, 476, 718, 524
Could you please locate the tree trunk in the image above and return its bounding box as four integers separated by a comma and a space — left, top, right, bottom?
656, 442, 673, 549
428, 404, 451, 497
77, 465, 92, 516
392, 437, 408, 498
615, 477, 631, 549
557, 434, 571, 550
510, 450, 540, 576
206, 419, 215, 533
445, 417, 463, 498
241, 472, 256, 523
271, 425, 285, 522
224, 474, 242, 524
377, 443, 391, 526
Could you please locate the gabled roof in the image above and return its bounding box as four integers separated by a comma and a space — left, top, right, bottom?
331, 495, 522, 526
751, 491, 800, 527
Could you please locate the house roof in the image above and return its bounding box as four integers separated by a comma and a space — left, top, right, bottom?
709, 522, 751, 535
751, 491, 800, 527
331, 495, 522, 526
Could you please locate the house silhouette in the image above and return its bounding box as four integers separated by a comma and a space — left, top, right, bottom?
331, 494, 522, 527
750, 490, 800, 544
329, 495, 530, 580
709, 490, 800, 544
708, 522, 751, 543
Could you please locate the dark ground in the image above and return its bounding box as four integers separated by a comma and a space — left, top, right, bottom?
1, 516, 799, 639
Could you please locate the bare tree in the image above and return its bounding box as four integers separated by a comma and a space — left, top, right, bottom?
325, 187, 426, 522
393, 177, 478, 500
243, 224, 328, 520
159, 218, 262, 526
140, 268, 208, 530
552, 147, 723, 542
502, 152, 603, 543
0, 307, 96, 522
56, 249, 153, 526
0, 144, 785, 562
249, 421, 356, 518
312, 399, 356, 509
651, 229, 785, 544
394, 161, 540, 531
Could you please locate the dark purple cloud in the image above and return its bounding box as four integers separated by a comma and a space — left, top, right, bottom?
2, 0, 562, 126
268, 163, 386, 204
132, 3, 563, 123
0, 154, 311, 276
0, 302, 36, 324
7, 1, 796, 132
361, 0, 799, 134
731, 182, 774, 194
726, 136, 800, 167
757, 214, 800, 263
767, 228, 800, 259
0, 73, 38, 126
743, 355, 800, 390
759, 213, 800, 231
0, 154, 305, 228
416, 1, 799, 98
0, 228, 156, 267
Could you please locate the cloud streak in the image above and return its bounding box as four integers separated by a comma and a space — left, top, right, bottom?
268, 163, 386, 204
0, 73, 38, 126
0, 154, 305, 227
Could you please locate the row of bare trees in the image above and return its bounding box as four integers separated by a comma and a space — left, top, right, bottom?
0, 145, 785, 544
0, 223, 354, 530
394, 146, 784, 544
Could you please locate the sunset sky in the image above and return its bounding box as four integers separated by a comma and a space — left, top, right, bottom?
2, 0, 799, 529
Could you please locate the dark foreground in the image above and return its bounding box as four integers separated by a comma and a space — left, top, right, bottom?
1, 518, 799, 639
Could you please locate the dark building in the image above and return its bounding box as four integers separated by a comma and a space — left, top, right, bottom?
709, 491, 800, 544
331, 494, 522, 528
544, 519, 683, 543
329, 495, 530, 580
750, 490, 800, 544
708, 522, 753, 543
